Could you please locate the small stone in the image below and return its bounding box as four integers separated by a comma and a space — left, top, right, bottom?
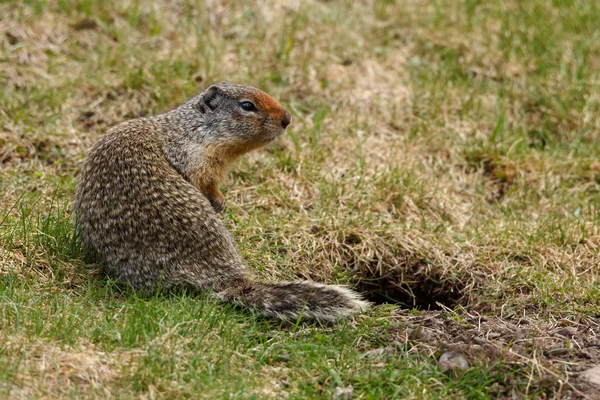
72, 18, 99, 31
439, 352, 470, 373
580, 366, 600, 388
487, 332, 501, 339
513, 329, 525, 341
544, 348, 571, 357
555, 327, 577, 337
505, 323, 518, 331
412, 327, 436, 342
579, 350, 593, 359
334, 385, 354, 399
473, 337, 487, 345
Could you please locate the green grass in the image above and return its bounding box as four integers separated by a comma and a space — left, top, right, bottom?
1, 0, 599, 398
0, 271, 505, 398
0, 204, 511, 398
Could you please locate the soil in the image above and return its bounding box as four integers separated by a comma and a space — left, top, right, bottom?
378, 309, 600, 399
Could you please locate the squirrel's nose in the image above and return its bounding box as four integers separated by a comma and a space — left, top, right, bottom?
281, 112, 291, 129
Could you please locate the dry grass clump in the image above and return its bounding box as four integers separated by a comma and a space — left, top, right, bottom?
1, 336, 121, 399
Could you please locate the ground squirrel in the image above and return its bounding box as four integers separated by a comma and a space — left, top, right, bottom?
73, 82, 369, 321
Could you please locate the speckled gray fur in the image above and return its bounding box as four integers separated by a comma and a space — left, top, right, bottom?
73, 82, 369, 321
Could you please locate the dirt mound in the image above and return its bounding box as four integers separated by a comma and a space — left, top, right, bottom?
377, 309, 600, 398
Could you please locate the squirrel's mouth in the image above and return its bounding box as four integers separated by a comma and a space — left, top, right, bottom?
264, 128, 286, 142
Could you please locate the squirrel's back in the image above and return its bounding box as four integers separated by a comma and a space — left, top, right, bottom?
74, 118, 244, 294
73, 82, 369, 320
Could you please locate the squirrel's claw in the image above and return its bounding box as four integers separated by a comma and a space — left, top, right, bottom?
208, 192, 225, 213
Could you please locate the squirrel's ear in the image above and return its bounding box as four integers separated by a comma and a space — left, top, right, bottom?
197, 85, 220, 113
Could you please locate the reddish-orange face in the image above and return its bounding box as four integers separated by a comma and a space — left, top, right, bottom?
246, 89, 290, 122
235, 88, 291, 143
196, 82, 292, 150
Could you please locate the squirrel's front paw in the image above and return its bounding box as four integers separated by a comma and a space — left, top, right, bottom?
208, 193, 225, 213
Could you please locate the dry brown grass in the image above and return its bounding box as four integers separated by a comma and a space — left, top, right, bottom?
1, 335, 123, 398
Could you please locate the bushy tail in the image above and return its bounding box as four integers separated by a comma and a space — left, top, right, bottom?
215, 280, 369, 321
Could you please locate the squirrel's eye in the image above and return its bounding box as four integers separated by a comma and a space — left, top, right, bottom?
240, 101, 257, 112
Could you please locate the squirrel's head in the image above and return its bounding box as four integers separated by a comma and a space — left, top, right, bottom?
192, 82, 291, 151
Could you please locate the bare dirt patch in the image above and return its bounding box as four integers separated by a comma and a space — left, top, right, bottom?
373, 309, 600, 399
